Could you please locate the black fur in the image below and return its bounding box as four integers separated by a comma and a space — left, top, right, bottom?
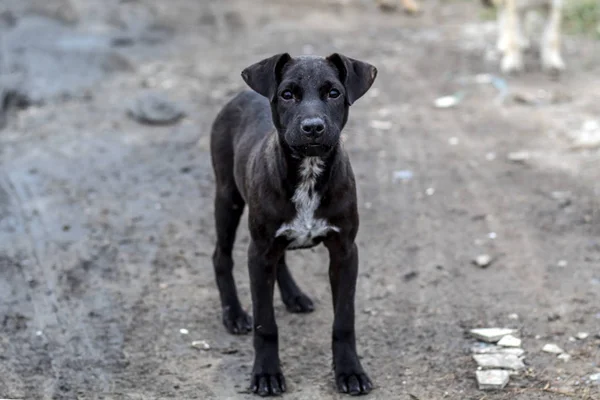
210, 53, 377, 396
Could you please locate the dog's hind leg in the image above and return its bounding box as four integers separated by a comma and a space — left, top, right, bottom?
276, 254, 315, 313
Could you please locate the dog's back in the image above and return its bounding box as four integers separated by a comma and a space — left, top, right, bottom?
210, 90, 273, 197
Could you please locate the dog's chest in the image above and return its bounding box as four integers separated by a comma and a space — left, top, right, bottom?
275, 158, 339, 249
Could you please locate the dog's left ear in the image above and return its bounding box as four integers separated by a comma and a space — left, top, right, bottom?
241, 53, 292, 101
327, 53, 377, 105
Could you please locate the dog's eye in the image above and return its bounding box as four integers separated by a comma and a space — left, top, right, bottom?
328, 89, 340, 99
281, 90, 294, 100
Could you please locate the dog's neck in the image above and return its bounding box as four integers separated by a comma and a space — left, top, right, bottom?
268, 133, 339, 199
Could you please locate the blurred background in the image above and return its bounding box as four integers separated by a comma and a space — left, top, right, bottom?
0, 0, 599, 399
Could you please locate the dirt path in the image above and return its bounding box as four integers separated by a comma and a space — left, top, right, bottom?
1, 1, 599, 399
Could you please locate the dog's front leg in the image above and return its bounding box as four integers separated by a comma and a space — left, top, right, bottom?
326, 239, 372, 395
248, 240, 286, 396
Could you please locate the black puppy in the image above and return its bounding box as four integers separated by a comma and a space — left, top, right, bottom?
210, 53, 377, 396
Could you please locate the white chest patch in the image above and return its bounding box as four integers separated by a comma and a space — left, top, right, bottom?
275, 157, 340, 249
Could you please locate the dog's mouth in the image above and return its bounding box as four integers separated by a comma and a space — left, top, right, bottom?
293, 143, 332, 157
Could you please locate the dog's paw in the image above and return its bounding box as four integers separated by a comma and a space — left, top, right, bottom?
251, 366, 286, 396
541, 51, 565, 75
282, 293, 315, 313
501, 51, 524, 75
335, 370, 373, 396
222, 307, 252, 335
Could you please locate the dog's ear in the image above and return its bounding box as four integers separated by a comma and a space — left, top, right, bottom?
241, 53, 292, 101
327, 53, 377, 105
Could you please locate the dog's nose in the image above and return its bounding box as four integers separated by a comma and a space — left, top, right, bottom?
300, 118, 325, 138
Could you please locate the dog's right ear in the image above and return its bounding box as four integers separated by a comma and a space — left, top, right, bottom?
241, 53, 292, 101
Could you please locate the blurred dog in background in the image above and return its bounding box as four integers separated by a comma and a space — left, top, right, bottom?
483, 0, 565, 74
376, 0, 421, 14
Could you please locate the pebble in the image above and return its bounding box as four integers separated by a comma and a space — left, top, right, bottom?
470, 328, 516, 343
127, 91, 185, 125
471, 345, 525, 357
488, 232, 497, 239
590, 373, 600, 382
370, 120, 392, 130
448, 137, 459, 145
473, 254, 493, 268
179, 328, 189, 335
425, 187, 435, 196
557, 260, 568, 268
497, 335, 521, 348
542, 343, 564, 354
557, 353, 571, 362
476, 370, 510, 390
508, 313, 519, 320
191, 340, 211, 350
473, 354, 525, 370
507, 151, 530, 163
576, 332, 589, 340
434, 95, 460, 109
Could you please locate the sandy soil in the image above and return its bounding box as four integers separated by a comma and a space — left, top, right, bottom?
1, 0, 599, 399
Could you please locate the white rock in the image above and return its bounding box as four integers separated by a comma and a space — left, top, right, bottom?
507, 151, 530, 163
473, 254, 493, 268
471, 345, 525, 357
448, 137, 459, 145
425, 187, 435, 196
498, 335, 522, 348
191, 340, 211, 350
434, 95, 460, 108
557, 353, 571, 362
179, 328, 189, 335
590, 373, 600, 382
370, 120, 392, 130
508, 313, 519, 320
557, 260, 568, 268
476, 370, 510, 390
470, 328, 517, 343
576, 332, 589, 340
542, 343, 564, 354
568, 336, 576, 342
473, 354, 525, 370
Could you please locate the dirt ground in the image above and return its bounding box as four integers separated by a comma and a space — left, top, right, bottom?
1, 0, 599, 399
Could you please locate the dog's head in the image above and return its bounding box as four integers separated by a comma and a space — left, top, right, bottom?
241, 53, 377, 157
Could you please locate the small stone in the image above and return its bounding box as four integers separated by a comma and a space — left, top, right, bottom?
488, 232, 497, 239
370, 120, 392, 130
485, 152, 497, 161
191, 340, 211, 350
473, 354, 525, 370
508, 313, 519, 320
507, 151, 530, 163
590, 373, 600, 382
425, 187, 435, 196
476, 370, 510, 390
448, 137, 459, 146
557, 353, 571, 362
127, 91, 185, 125
36, 330, 43, 336
568, 336, 576, 342
179, 328, 189, 335
542, 343, 564, 354
557, 260, 568, 268
434, 95, 460, 109
473, 254, 493, 268
535, 335, 542, 340
471, 345, 525, 357
576, 332, 589, 340
497, 335, 521, 348
470, 328, 516, 343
